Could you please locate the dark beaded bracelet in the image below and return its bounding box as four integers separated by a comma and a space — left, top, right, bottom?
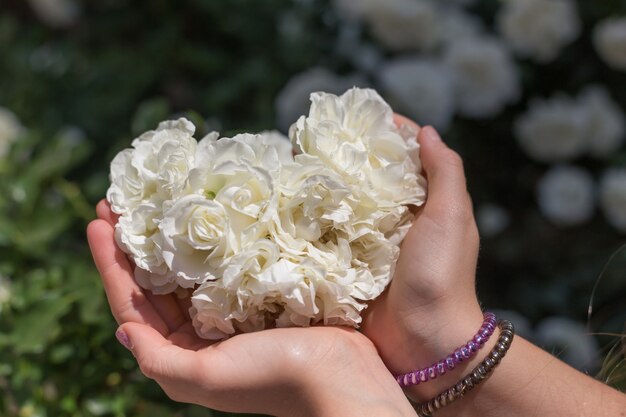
413, 319, 515, 417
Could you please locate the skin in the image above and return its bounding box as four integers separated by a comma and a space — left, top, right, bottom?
87, 203, 416, 417
362, 119, 626, 416
88, 117, 626, 416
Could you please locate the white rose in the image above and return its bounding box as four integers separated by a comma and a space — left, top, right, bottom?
497, 0, 580, 63
476, 204, 511, 238
107, 118, 198, 215
290, 88, 426, 209
599, 168, 626, 232
536, 165, 595, 227
578, 86, 625, 158
593, 17, 626, 71
378, 57, 455, 131
28, 0, 80, 29
275, 67, 366, 132
515, 94, 589, 162
443, 36, 520, 118
0, 107, 23, 159
159, 195, 233, 285
436, 8, 484, 48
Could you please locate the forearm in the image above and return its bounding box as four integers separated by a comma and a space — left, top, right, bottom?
402, 328, 626, 416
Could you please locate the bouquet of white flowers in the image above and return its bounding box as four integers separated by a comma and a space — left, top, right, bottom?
107, 87, 426, 339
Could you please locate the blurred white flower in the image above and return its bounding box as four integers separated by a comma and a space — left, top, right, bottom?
29, 0, 81, 29
0, 108, 23, 159
275, 67, 366, 132
536, 165, 595, 227
378, 57, 455, 130
443, 36, 520, 118
492, 309, 533, 339
599, 168, 626, 232
578, 86, 625, 158
497, 0, 580, 62
515, 95, 588, 162
437, 8, 484, 47
333, 0, 439, 52
441, 0, 477, 5
593, 17, 626, 71
535, 317, 600, 372
476, 204, 511, 238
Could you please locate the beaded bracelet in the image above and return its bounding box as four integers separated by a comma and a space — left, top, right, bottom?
396, 312, 497, 387
413, 319, 515, 417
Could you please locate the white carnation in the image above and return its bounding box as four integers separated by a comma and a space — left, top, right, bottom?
578, 86, 625, 158
443, 36, 520, 118
515, 94, 588, 162
290, 88, 426, 209
107, 118, 198, 215
0, 107, 23, 159
378, 57, 455, 130
536, 165, 595, 227
275, 68, 366, 132
497, 0, 580, 63
599, 168, 626, 232
593, 17, 626, 71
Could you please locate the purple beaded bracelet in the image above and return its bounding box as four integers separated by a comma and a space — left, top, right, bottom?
396, 312, 497, 388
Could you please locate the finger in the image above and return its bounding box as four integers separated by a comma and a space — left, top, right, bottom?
87, 219, 170, 335
418, 126, 472, 219
96, 199, 119, 226
145, 292, 188, 333
116, 322, 199, 381
393, 113, 420, 131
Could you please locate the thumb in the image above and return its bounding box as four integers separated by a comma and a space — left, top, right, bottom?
116, 322, 197, 381
418, 126, 472, 220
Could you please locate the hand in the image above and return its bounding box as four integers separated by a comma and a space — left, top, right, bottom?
362, 119, 484, 399
87, 201, 416, 417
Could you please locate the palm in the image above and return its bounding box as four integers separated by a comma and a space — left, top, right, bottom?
87, 200, 381, 413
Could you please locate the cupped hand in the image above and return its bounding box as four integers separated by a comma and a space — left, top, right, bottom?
87, 201, 416, 417
362, 118, 484, 397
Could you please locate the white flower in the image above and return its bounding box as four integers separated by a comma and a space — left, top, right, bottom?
0, 107, 23, 159
593, 17, 626, 71
515, 95, 589, 162
28, 0, 80, 29
578, 86, 625, 158
107, 118, 198, 215
378, 57, 455, 130
443, 36, 520, 118
334, 0, 439, 52
476, 204, 511, 238
536, 165, 595, 227
436, 8, 484, 48
290, 88, 426, 211
275, 68, 366, 132
497, 0, 580, 63
599, 168, 626, 232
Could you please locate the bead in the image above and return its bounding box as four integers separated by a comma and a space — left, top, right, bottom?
428, 366, 437, 379
474, 334, 484, 345
468, 341, 478, 352
480, 328, 490, 338
419, 369, 429, 382
454, 350, 464, 363
411, 372, 419, 385
436, 361, 446, 375
403, 374, 410, 386
461, 346, 471, 359
445, 356, 455, 370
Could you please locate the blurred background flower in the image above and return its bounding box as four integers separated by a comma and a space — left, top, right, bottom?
0, 0, 625, 415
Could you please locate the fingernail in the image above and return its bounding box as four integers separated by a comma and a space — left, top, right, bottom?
116, 329, 133, 350
422, 126, 441, 142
